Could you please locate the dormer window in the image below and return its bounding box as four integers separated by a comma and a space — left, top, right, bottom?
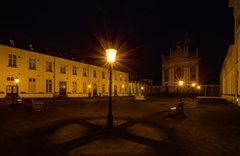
10, 39, 15, 46
29, 44, 34, 50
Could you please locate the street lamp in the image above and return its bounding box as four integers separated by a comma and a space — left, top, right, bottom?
178, 80, 184, 102
88, 84, 91, 98
106, 48, 117, 129
197, 85, 201, 96
141, 86, 144, 95
191, 83, 196, 101
15, 78, 19, 97
121, 85, 125, 96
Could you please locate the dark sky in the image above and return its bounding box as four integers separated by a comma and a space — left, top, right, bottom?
0, 0, 234, 82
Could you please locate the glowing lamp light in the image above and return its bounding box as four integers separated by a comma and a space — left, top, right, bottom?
88, 85, 91, 88
106, 49, 117, 63
197, 85, 201, 90
141, 86, 144, 90
122, 85, 125, 88
192, 83, 196, 87
179, 81, 183, 86
15, 78, 19, 84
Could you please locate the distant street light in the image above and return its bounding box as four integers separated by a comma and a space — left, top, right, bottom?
178, 81, 184, 102
106, 49, 117, 129
88, 84, 91, 98
121, 85, 125, 96
15, 78, 19, 97
191, 83, 196, 101
197, 85, 201, 96
141, 86, 144, 95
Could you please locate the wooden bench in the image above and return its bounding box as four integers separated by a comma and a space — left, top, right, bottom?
24, 99, 44, 112
10, 97, 24, 109
168, 101, 184, 115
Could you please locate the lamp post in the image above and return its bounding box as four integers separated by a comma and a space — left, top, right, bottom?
197, 85, 201, 96
106, 49, 117, 129
178, 80, 183, 102
191, 83, 196, 101
15, 78, 19, 97
121, 85, 125, 96
88, 84, 91, 98
141, 86, 144, 95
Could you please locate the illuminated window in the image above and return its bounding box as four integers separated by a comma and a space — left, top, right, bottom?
29, 44, 34, 50
46, 80, 52, 93
8, 54, 17, 67
29, 58, 36, 70
72, 81, 77, 93
46, 61, 52, 72
72, 66, 77, 75
9, 39, 15, 46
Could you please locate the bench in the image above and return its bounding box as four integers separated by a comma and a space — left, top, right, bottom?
10, 97, 24, 109
168, 101, 184, 115
24, 99, 44, 112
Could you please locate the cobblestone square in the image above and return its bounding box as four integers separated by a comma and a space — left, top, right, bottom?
0, 97, 240, 156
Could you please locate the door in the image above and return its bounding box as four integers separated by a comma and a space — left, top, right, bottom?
6, 85, 17, 96
59, 81, 67, 95
93, 84, 97, 97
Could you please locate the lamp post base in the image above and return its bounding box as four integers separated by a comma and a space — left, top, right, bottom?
107, 114, 113, 129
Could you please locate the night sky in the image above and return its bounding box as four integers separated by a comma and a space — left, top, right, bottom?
0, 0, 234, 83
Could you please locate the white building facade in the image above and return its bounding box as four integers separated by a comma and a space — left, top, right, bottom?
220, 0, 240, 105
162, 39, 200, 94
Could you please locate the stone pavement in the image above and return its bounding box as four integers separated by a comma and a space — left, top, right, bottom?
0, 97, 240, 156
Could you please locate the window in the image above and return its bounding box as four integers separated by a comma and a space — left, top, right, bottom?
60, 65, 66, 74
46, 80, 52, 93
29, 44, 34, 50
10, 39, 15, 46
7, 77, 14, 81
83, 82, 87, 93
102, 72, 105, 79
93, 70, 97, 78
72, 66, 77, 75
102, 84, 105, 93
29, 58, 36, 70
72, 82, 77, 93
28, 78, 36, 93
83, 68, 87, 76
114, 73, 117, 80
164, 69, 169, 82
174, 67, 184, 80
120, 75, 122, 81
190, 66, 196, 81
8, 54, 17, 67
46, 61, 52, 72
